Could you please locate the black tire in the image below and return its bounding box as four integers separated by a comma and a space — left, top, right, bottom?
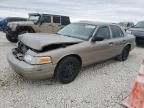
55, 56, 81, 84
6, 33, 18, 43
116, 46, 130, 61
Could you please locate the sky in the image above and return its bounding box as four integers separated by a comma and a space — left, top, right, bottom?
0, 0, 144, 23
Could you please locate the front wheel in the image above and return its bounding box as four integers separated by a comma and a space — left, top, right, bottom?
55, 56, 81, 84
6, 33, 18, 43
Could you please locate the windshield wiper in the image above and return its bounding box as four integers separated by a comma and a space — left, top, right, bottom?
55, 32, 61, 35
56, 33, 72, 37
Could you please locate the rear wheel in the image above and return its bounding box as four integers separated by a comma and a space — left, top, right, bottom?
115, 46, 130, 61
55, 56, 81, 84
6, 33, 18, 43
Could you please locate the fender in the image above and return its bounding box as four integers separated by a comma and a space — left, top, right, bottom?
16, 26, 35, 33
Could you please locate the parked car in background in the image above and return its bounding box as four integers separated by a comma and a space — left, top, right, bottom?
0, 17, 27, 31
7, 21, 135, 84
127, 21, 144, 44
0, 18, 3, 30
118, 22, 134, 31
3, 13, 70, 43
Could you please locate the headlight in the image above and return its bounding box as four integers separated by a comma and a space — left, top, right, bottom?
24, 54, 52, 64
126, 30, 132, 34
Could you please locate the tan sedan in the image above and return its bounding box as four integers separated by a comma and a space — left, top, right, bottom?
7, 21, 135, 84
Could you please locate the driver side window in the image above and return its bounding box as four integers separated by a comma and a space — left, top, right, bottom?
96, 26, 110, 39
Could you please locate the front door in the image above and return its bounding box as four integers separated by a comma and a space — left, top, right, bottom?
85, 26, 115, 64
38, 15, 54, 33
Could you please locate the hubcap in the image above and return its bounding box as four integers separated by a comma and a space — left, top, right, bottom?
123, 49, 129, 60
62, 62, 75, 78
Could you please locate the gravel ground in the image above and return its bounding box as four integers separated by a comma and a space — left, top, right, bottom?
0, 32, 143, 108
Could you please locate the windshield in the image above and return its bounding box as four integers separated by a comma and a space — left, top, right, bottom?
28, 15, 40, 22
57, 23, 96, 40
135, 21, 144, 28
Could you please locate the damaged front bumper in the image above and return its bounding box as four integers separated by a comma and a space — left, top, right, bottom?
7, 50, 56, 80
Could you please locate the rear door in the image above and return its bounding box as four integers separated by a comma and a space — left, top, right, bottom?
110, 25, 126, 56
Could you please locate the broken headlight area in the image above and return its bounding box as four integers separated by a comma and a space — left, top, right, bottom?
12, 48, 25, 61
12, 41, 30, 61
17, 41, 29, 54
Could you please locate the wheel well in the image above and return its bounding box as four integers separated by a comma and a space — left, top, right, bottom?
53, 54, 82, 78
126, 44, 131, 50
16, 26, 35, 33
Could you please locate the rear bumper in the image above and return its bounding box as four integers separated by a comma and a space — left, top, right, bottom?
7, 51, 56, 80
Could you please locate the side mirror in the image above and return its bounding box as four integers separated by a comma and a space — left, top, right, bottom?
91, 36, 104, 42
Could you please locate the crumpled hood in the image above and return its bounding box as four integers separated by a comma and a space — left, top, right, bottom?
19, 33, 84, 50
8, 21, 34, 26
129, 27, 144, 37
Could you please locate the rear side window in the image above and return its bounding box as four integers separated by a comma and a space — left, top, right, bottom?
43, 15, 51, 23
53, 16, 60, 23
110, 25, 124, 38
96, 26, 110, 39
61, 16, 70, 25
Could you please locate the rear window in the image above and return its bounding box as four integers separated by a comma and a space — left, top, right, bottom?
61, 16, 70, 25
110, 25, 124, 38
53, 16, 60, 23
43, 15, 51, 23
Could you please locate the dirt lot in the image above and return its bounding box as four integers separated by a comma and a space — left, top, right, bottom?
0, 32, 143, 108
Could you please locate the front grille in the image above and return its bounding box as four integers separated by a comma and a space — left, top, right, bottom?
17, 41, 29, 54
12, 48, 24, 61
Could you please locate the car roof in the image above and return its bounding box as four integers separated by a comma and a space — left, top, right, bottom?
77, 21, 119, 26
5, 17, 27, 20
29, 13, 69, 17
